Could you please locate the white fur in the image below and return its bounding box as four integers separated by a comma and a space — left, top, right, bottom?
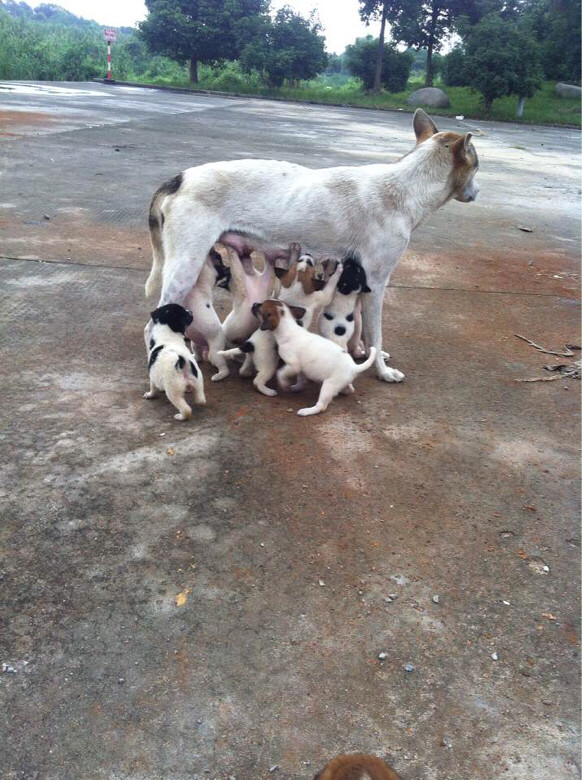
145, 323, 206, 421
262, 301, 377, 416
221, 247, 275, 344
150, 111, 478, 383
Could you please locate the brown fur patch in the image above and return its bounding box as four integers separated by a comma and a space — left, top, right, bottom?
315, 754, 402, 780
275, 264, 298, 287
256, 299, 284, 330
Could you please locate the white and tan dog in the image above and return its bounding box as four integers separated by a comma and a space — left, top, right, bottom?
144, 304, 206, 421
253, 299, 376, 416
145, 110, 479, 382
220, 245, 275, 344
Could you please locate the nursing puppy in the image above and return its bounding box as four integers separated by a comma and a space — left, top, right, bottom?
314, 754, 402, 780
275, 252, 342, 329
146, 110, 479, 383
254, 300, 376, 416
221, 245, 275, 344
318, 257, 370, 356
145, 304, 206, 421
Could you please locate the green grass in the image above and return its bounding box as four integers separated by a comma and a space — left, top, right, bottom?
131, 68, 581, 127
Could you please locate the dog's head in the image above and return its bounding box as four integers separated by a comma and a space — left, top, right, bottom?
413, 109, 480, 203
313, 753, 403, 780
150, 303, 193, 334
209, 247, 232, 291
337, 257, 371, 295
275, 254, 326, 294
252, 300, 306, 331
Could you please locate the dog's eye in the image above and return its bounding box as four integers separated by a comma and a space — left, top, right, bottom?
346, 312, 354, 322
324, 312, 334, 320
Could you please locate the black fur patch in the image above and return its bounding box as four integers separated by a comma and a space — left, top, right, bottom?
148, 344, 164, 369
334, 325, 346, 336
149, 338, 156, 349
176, 356, 186, 370
241, 341, 255, 353
189, 360, 198, 378
337, 256, 370, 295
323, 312, 334, 321
159, 172, 183, 197
150, 303, 193, 334
346, 312, 354, 322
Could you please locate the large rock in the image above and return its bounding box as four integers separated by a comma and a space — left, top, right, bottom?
407, 87, 451, 108
555, 83, 582, 99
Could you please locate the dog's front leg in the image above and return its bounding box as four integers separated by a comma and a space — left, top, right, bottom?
361, 285, 404, 383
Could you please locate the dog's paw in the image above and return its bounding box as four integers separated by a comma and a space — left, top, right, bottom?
174, 411, 191, 421
340, 384, 355, 395
297, 406, 320, 416
143, 391, 156, 399
257, 386, 277, 397
381, 350, 391, 362
378, 366, 405, 383
211, 370, 229, 382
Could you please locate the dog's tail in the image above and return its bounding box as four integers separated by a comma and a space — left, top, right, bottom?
353, 347, 377, 375
145, 172, 184, 299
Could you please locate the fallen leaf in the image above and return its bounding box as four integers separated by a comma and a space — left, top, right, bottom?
542, 612, 557, 621
175, 588, 191, 607
168, 447, 175, 456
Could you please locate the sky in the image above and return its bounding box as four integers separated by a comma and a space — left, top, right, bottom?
30, 1, 378, 54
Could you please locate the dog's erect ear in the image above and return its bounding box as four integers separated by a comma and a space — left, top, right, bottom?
312, 278, 326, 291
288, 305, 306, 321
274, 267, 287, 279
362, 283, 372, 293
464, 132, 473, 151
453, 131, 474, 160
251, 302, 262, 318
413, 108, 438, 144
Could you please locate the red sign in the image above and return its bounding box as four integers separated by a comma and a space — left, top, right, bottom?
104, 28, 117, 42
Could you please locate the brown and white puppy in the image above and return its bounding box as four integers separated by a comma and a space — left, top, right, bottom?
313, 754, 403, 780
145, 109, 479, 384
220, 245, 276, 344
254, 300, 376, 416
145, 304, 206, 421
275, 252, 342, 329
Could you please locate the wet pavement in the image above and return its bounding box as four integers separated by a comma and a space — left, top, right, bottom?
1, 82, 580, 780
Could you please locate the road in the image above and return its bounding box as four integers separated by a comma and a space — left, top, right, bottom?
1, 81, 580, 780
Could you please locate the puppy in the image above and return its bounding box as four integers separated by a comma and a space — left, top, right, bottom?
254, 300, 376, 416
314, 754, 403, 780
144, 304, 206, 421
275, 251, 343, 329
220, 245, 275, 344
318, 257, 370, 356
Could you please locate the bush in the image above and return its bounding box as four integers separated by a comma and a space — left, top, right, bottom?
442, 46, 468, 87
345, 36, 412, 93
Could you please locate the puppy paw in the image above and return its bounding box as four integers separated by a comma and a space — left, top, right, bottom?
211, 370, 229, 382
378, 366, 405, 383
297, 406, 320, 416
143, 391, 156, 399
257, 386, 277, 397
174, 411, 191, 421
381, 350, 391, 362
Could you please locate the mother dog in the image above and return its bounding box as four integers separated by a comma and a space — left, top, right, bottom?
146, 109, 479, 382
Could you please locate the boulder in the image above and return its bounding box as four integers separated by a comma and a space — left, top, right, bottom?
407, 87, 451, 108
555, 83, 582, 99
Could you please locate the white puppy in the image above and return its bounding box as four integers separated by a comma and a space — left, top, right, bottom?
318, 256, 370, 355
254, 299, 377, 416
220, 245, 275, 344
144, 304, 206, 421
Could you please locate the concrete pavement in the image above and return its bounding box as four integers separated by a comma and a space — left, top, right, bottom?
0, 82, 580, 780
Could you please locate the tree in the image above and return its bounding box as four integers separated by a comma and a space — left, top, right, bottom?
358, 0, 390, 92
344, 35, 413, 92
525, 0, 581, 81
463, 13, 542, 112
240, 7, 327, 88
441, 45, 468, 85
139, 0, 269, 83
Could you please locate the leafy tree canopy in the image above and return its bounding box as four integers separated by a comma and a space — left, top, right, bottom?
344, 34, 413, 92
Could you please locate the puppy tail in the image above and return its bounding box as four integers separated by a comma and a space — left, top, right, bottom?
354, 347, 377, 375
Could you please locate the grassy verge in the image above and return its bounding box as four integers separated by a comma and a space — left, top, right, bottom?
131, 68, 581, 127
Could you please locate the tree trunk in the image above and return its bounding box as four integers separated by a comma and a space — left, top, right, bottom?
373, 2, 387, 92
189, 57, 198, 84
424, 3, 440, 87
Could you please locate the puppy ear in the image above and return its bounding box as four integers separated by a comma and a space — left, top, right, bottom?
362, 283, 372, 293
288, 305, 306, 321
312, 278, 326, 291
251, 302, 262, 318
464, 131, 473, 151
274, 267, 287, 279
413, 108, 438, 144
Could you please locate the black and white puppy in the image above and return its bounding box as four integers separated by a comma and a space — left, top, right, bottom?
145, 304, 206, 421
318, 257, 370, 356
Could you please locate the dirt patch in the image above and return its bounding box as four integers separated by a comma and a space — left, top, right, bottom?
0, 110, 56, 136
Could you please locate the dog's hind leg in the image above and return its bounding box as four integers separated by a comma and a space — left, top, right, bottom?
360, 286, 404, 383
297, 379, 338, 416
165, 385, 193, 421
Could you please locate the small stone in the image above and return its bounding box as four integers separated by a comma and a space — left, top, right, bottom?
517, 225, 533, 233
378, 652, 387, 660
118, 677, 125, 684
318, 579, 325, 587
432, 595, 440, 604
502, 600, 511, 605
287, 408, 293, 412
441, 735, 453, 749
491, 652, 499, 661
404, 662, 415, 672
383, 597, 393, 603
43, 214, 50, 220
269, 766, 279, 773
389, 593, 398, 600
